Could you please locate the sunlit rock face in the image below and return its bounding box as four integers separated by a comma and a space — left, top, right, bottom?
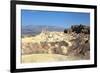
22, 25, 90, 59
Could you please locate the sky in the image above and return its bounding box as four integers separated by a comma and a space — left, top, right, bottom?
21, 10, 90, 28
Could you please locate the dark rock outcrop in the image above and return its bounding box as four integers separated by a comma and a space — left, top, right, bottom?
64, 24, 90, 34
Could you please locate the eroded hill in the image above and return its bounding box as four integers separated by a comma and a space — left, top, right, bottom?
21, 24, 90, 63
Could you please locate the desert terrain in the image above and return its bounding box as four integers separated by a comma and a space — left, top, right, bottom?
21, 25, 90, 63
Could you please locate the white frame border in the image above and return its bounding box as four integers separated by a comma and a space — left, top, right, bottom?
16, 4, 94, 69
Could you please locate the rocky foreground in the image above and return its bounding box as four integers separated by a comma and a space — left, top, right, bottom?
21, 25, 90, 63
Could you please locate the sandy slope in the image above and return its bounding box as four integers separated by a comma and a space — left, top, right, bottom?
22, 54, 82, 63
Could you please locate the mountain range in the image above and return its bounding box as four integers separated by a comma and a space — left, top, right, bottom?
22, 25, 65, 36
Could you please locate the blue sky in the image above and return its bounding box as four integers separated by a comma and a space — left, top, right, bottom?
21, 10, 90, 28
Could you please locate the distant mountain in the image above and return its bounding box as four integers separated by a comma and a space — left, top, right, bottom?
22, 25, 65, 36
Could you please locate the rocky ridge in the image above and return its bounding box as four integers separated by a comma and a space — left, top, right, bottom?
22, 25, 90, 59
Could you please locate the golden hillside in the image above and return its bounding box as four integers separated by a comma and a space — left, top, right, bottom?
21, 29, 90, 63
